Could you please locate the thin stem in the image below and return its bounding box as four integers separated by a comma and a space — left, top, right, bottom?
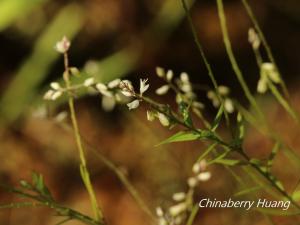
241, 0, 289, 98
186, 204, 199, 225
62, 52, 103, 222
216, 0, 264, 122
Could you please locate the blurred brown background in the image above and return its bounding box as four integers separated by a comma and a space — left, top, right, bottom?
0, 0, 300, 224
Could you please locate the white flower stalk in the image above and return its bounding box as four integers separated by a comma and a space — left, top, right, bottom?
248, 28, 260, 49
197, 171, 211, 181
157, 113, 170, 127
55, 36, 70, 53
166, 70, 174, 81
156, 67, 165, 78
127, 99, 140, 110
50, 82, 61, 90
172, 192, 186, 202
108, 78, 121, 89
156, 85, 170, 95
84, 77, 95, 87
169, 202, 187, 217
140, 78, 149, 95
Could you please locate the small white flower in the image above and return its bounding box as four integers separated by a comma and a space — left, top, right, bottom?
199, 160, 207, 171
197, 171, 211, 181
257, 77, 268, 94
120, 80, 134, 97
261, 63, 280, 83
166, 70, 174, 81
248, 28, 260, 49
169, 202, 187, 217
156, 67, 165, 78
187, 177, 198, 188
108, 78, 121, 88
55, 36, 70, 53
155, 85, 170, 95
172, 192, 186, 202
157, 113, 170, 127
147, 110, 156, 121
127, 99, 140, 110
180, 72, 189, 83
156, 207, 164, 217
224, 98, 234, 113
84, 77, 95, 87
192, 162, 201, 174
102, 96, 116, 111
51, 91, 63, 100
181, 83, 192, 93
218, 85, 230, 96
54, 111, 68, 123
140, 78, 149, 95
50, 82, 61, 90
44, 90, 55, 100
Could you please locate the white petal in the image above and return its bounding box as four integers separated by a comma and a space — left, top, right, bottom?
257, 78, 268, 94
218, 85, 230, 96
140, 78, 149, 95
181, 83, 192, 93
51, 91, 63, 100
224, 98, 234, 113
55, 36, 70, 53
155, 85, 170, 95
187, 177, 198, 188
50, 82, 61, 90
102, 96, 116, 111
43, 90, 54, 100
169, 202, 187, 217
84, 78, 95, 87
96, 83, 107, 92
157, 113, 170, 126
156, 207, 164, 217
197, 171, 211, 181
147, 110, 156, 121
156, 67, 165, 78
192, 162, 201, 174
172, 192, 186, 202
127, 100, 140, 110
166, 70, 174, 81
180, 72, 189, 83
108, 78, 121, 88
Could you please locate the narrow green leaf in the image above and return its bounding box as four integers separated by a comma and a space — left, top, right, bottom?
234, 186, 262, 197
156, 131, 200, 146
213, 158, 243, 166
211, 104, 224, 131
267, 142, 280, 170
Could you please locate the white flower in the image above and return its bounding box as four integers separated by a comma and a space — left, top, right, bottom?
166, 70, 174, 81
192, 162, 201, 174
108, 79, 121, 88
155, 85, 170, 95
180, 72, 189, 83
102, 96, 116, 112
158, 218, 167, 225
169, 202, 187, 217
261, 63, 280, 83
157, 113, 170, 126
96, 83, 112, 97
147, 110, 156, 121
172, 192, 186, 202
51, 91, 63, 100
187, 177, 198, 188
140, 78, 149, 95
156, 207, 164, 217
55, 36, 70, 53
84, 78, 95, 87
50, 82, 61, 90
43, 90, 55, 100
248, 28, 260, 49
120, 80, 134, 97
127, 99, 140, 110
224, 98, 234, 113
218, 85, 230, 96
156, 67, 165, 78
54, 111, 68, 123
257, 77, 268, 94
197, 171, 211, 181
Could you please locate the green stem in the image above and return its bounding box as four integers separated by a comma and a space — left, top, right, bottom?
241, 0, 289, 98
63, 53, 103, 222
216, 0, 264, 122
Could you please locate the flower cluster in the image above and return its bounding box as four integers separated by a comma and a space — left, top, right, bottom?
248, 28, 260, 50
155, 160, 211, 225
207, 86, 234, 113
257, 62, 280, 94
43, 82, 63, 100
